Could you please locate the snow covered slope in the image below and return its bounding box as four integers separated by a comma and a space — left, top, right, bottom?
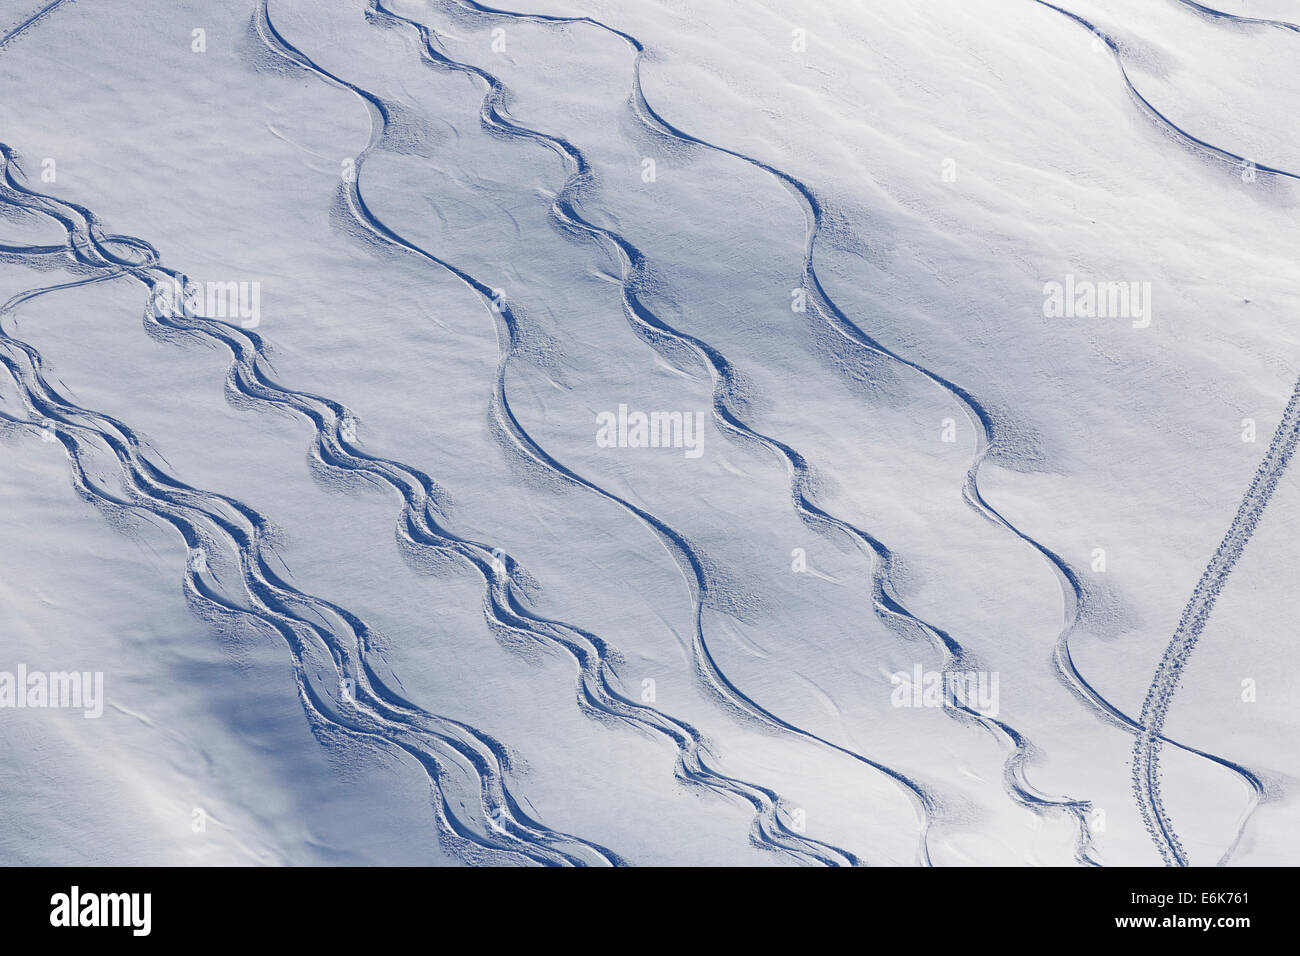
0, 0, 1296, 866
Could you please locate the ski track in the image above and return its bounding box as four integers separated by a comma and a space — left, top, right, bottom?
443, 0, 1300, 865
0, 0, 73, 51
1036, 1, 1300, 183
1133, 379, 1300, 865
1034, 0, 1300, 864
418, 0, 1115, 862
0, 255, 621, 868
0, 144, 854, 868
1171, 0, 1300, 35
0, 0, 882, 868
366, 0, 955, 863
257, 0, 914, 866
2, 0, 1287, 866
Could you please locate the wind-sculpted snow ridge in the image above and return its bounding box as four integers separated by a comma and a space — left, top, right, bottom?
1132, 380, 1300, 866
1036, 2, 1300, 183
428, 0, 1103, 862
0, 241, 624, 868
254, 0, 936, 866
1033, 0, 1295, 863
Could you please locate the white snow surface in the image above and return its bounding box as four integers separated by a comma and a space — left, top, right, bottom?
0, 0, 1297, 866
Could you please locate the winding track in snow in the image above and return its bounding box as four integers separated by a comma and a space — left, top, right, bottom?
0, 0, 879, 867
0, 134, 853, 866
4, 0, 622, 870
1036, 2, 1300, 182
444, 0, 1300, 864
6, 0, 1288, 866
346, 0, 1300, 867
0, 246, 620, 867
0, 0, 73, 51
1133, 381, 1300, 866
422, 0, 1110, 862
1172, 0, 1300, 35
1034, 0, 1300, 864
366, 0, 957, 864
257, 0, 933, 865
